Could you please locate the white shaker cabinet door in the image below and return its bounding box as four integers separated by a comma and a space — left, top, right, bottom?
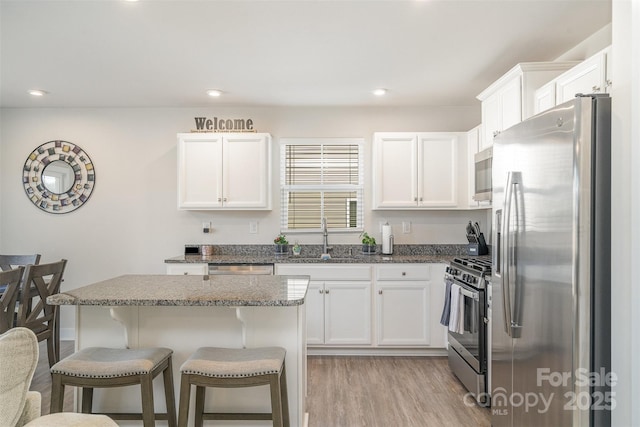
178, 134, 223, 209
555, 53, 606, 104
323, 281, 372, 345
223, 134, 271, 209
376, 282, 430, 346
417, 133, 458, 208
373, 133, 418, 208
305, 281, 325, 345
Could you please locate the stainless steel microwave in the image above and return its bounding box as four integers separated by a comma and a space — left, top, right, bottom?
474, 147, 492, 202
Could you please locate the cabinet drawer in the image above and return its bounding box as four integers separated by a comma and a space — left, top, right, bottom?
276, 264, 371, 281
376, 264, 429, 281
166, 263, 208, 275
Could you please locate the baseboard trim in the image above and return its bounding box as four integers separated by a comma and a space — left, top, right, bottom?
307, 347, 447, 357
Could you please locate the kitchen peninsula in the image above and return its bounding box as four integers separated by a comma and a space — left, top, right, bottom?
48, 274, 310, 427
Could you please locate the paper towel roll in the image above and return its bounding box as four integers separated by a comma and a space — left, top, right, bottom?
382, 223, 393, 254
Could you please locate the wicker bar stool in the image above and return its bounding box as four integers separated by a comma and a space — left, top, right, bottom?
50, 347, 177, 427
178, 346, 289, 427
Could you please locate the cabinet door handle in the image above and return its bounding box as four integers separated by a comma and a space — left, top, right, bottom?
223, 198, 228, 202
378, 290, 383, 295
493, 130, 500, 137
183, 272, 188, 275
402, 272, 406, 276
325, 289, 330, 294
592, 85, 601, 92
217, 197, 222, 202
319, 289, 324, 294
606, 79, 612, 87
414, 197, 418, 202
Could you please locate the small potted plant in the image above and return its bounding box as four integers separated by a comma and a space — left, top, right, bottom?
360, 231, 377, 255
292, 241, 302, 256
274, 233, 289, 255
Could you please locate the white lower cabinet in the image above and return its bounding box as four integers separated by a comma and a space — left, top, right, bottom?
323, 281, 372, 345
277, 263, 448, 351
428, 264, 448, 348
376, 281, 430, 346
166, 263, 208, 275
276, 265, 372, 346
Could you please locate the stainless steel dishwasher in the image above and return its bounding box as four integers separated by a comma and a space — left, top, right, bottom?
208, 264, 274, 275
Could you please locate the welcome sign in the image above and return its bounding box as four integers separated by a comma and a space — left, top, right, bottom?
193, 116, 255, 132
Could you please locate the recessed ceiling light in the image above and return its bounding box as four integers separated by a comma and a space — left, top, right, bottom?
206, 89, 222, 97
372, 88, 387, 96
28, 89, 48, 97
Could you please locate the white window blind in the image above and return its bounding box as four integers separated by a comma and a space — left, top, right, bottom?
280, 138, 364, 232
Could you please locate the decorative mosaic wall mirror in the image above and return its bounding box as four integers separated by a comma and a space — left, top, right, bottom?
23, 140, 95, 214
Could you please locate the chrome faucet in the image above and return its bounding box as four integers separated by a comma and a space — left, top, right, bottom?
321, 218, 332, 254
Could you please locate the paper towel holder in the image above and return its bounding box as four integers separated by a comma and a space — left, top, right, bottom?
382, 223, 394, 255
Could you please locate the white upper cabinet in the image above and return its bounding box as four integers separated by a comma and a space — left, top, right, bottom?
177, 133, 271, 210
477, 62, 579, 147
373, 132, 461, 209
534, 46, 612, 115
533, 80, 556, 115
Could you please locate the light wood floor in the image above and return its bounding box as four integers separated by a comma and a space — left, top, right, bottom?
306, 356, 491, 427
31, 343, 490, 426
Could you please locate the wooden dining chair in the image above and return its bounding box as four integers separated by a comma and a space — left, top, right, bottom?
0, 267, 24, 333
16, 259, 67, 368
0, 254, 41, 272
0, 254, 41, 318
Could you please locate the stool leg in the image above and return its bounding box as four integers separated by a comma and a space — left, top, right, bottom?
50, 373, 65, 413
177, 374, 192, 427
163, 359, 178, 427
140, 373, 156, 427
195, 386, 206, 427
81, 388, 94, 414
270, 374, 284, 427
281, 365, 290, 427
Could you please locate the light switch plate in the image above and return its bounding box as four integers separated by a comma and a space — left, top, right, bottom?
402, 221, 411, 233
249, 221, 258, 234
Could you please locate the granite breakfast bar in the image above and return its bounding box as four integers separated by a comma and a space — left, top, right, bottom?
48, 274, 310, 427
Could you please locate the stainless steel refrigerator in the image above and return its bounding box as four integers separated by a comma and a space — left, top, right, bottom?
491, 95, 611, 427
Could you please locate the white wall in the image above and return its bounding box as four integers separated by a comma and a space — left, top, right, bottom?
611, 1, 639, 425
0, 105, 486, 335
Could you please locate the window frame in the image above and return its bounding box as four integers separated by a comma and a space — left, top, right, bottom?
280, 137, 364, 233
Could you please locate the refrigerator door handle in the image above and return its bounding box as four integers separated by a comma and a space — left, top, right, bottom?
501, 171, 522, 338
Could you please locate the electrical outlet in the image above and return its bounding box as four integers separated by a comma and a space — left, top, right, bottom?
402, 221, 411, 234
249, 221, 258, 234
202, 221, 211, 234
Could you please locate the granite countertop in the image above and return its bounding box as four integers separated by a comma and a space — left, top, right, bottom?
165, 253, 456, 265
165, 244, 472, 265
47, 274, 310, 307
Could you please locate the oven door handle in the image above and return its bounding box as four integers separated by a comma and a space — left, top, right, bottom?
449, 277, 480, 301
459, 287, 479, 301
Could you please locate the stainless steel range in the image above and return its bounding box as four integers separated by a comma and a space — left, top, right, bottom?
443, 256, 491, 406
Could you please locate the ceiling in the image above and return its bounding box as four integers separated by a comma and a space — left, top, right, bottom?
0, 0, 612, 109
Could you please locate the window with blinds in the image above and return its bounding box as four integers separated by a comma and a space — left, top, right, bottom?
280, 138, 364, 232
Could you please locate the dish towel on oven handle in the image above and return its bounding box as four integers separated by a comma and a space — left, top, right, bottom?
448, 283, 465, 334
440, 278, 453, 326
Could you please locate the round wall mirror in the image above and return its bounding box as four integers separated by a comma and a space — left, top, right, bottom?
42, 160, 75, 194
23, 140, 96, 214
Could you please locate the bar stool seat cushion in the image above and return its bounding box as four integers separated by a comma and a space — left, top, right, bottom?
181, 347, 285, 378
24, 413, 118, 427
51, 347, 173, 378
